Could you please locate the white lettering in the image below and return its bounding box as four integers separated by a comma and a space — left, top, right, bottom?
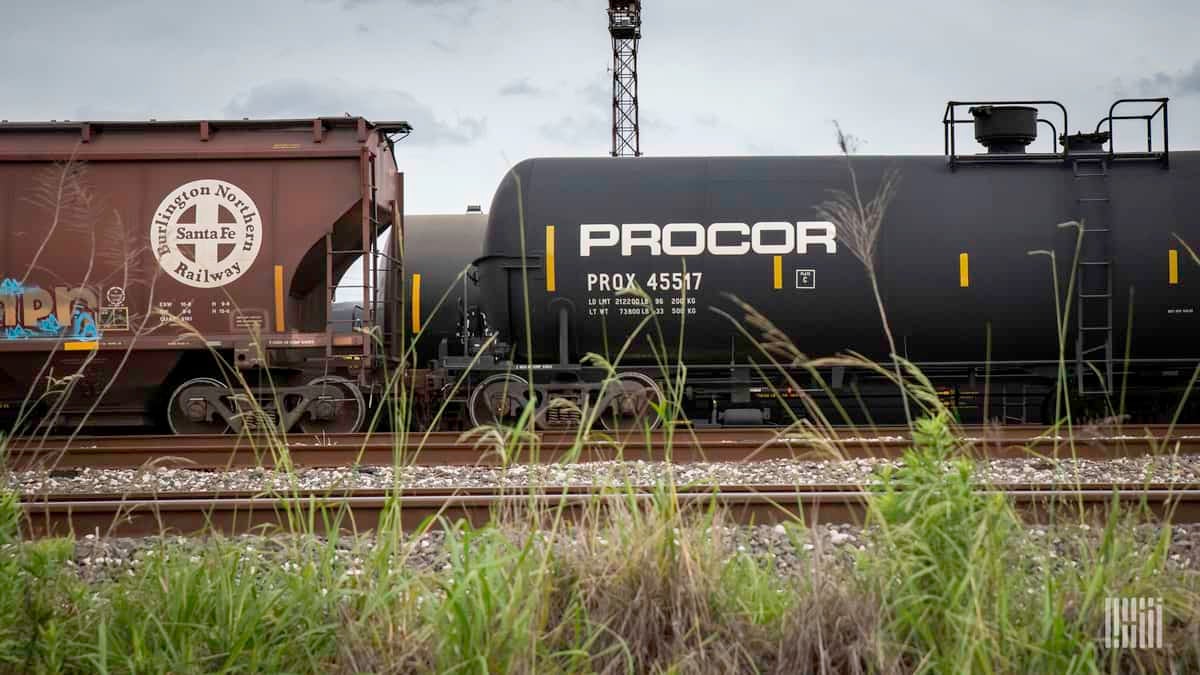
621, 223, 661, 256
150, 179, 262, 289
798, 221, 837, 254
662, 223, 705, 256
576, 221, 838, 257
580, 224, 619, 256
750, 221, 795, 255
707, 223, 750, 255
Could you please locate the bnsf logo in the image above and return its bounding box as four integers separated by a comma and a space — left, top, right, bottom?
579, 222, 837, 257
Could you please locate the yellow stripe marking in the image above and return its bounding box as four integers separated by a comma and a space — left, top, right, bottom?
64, 341, 98, 351
772, 255, 783, 289
274, 265, 285, 332
545, 225, 556, 292
1169, 249, 1179, 285
411, 273, 422, 333
959, 252, 970, 288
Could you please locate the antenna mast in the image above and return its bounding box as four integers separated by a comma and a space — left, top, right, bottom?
608, 1, 642, 157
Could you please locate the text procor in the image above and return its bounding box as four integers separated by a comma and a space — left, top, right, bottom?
579, 221, 837, 257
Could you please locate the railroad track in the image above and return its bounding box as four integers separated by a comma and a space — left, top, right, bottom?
7, 424, 1200, 471
20, 482, 1200, 538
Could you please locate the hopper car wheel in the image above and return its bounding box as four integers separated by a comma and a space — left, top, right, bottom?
599, 372, 664, 432
298, 376, 366, 434
468, 374, 533, 428
167, 377, 232, 435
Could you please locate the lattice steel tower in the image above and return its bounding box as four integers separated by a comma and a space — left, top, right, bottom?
608, 1, 642, 157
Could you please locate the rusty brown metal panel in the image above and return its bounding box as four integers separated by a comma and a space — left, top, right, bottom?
0, 118, 410, 156
0, 117, 402, 425
0, 119, 405, 162
0, 149, 365, 162
0, 118, 410, 132
0, 173, 10, 286
0, 157, 374, 343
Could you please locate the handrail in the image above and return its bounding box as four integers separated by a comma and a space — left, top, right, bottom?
1036, 118, 1058, 153
1093, 98, 1169, 165
943, 100, 1068, 167
944, 98, 1170, 169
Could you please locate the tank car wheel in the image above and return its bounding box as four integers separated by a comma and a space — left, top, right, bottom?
167, 377, 232, 435
298, 376, 366, 434
599, 372, 664, 432
468, 374, 534, 428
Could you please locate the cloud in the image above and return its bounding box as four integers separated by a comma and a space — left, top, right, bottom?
334, 0, 477, 8
429, 39, 458, 53
1131, 60, 1200, 96
498, 78, 544, 97
223, 79, 485, 146
544, 80, 670, 145
640, 112, 674, 134
695, 113, 720, 127
539, 114, 608, 146
579, 80, 609, 109
332, 0, 482, 22
71, 104, 158, 121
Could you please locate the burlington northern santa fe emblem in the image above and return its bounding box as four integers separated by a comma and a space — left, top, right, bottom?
150, 179, 262, 288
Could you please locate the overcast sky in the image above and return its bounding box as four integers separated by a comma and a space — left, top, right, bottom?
3, 0, 1198, 213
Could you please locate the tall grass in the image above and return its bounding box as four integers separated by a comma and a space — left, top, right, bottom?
4, 419, 1200, 672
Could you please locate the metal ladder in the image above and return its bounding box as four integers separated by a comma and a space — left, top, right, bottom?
1073, 157, 1114, 396
324, 148, 391, 373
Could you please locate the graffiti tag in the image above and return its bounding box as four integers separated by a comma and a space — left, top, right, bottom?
0, 278, 102, 340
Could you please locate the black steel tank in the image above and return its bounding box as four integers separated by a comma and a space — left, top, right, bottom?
475, 152, 1200, 368
376, 213, 487, 366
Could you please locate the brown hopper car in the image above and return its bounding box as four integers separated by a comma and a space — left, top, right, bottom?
0, 117, 410, 433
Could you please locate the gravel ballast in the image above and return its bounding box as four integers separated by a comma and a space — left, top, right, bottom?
56, 521, 1200, 585
9, 455, 1200, 495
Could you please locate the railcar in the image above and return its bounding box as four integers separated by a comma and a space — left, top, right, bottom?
452, 99, 1198, 427
0, 117, 409, 433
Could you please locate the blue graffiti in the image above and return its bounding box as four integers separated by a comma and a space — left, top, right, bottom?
0, 278, 29, 295
4, 326, 33, 339
38, 314, 62, 335
1, 280, 102, 341
3, 313, 99, 340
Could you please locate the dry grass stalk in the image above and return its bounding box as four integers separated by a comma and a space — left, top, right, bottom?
813, 122, 911, 428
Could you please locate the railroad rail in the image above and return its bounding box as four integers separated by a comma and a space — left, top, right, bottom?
20, 482, 1200, 538
5, 424, 1200, 471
